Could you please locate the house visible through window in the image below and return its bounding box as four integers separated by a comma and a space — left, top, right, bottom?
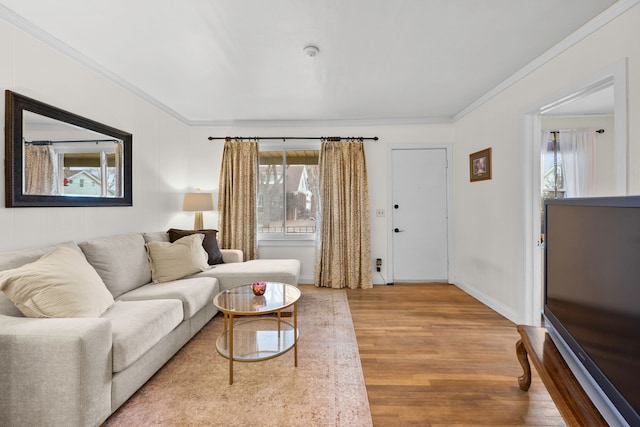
61, 150, 118, 196
257, 143, 320, 239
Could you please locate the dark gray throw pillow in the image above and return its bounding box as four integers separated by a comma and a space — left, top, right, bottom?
167, 228, 224, 265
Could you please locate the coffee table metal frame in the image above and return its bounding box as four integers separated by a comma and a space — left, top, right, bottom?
212, 282, 300, 384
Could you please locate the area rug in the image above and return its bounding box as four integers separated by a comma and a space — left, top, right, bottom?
105, 285, 373, 427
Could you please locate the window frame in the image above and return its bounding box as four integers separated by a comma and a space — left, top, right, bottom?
257, 141, 320, 242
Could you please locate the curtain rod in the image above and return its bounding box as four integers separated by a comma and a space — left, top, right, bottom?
25, 138, 121, 145
207, 136, 379, 142
549, 129, 604, 134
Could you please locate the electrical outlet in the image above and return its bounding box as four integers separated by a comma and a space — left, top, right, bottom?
375, 208, 385, 217
376, 258, 382, 272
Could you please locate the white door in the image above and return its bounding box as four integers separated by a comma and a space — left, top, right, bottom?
391, 148, 448, 281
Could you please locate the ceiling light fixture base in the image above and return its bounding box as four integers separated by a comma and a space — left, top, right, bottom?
303, 45, 320, 57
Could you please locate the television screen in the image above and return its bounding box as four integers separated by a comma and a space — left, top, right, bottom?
545, 196, 640, 426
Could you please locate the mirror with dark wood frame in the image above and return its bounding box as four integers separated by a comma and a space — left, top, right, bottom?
4, 90, 132, 207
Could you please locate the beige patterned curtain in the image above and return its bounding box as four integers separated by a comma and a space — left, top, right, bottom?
315, 140, 372, 289
218, 139, 258, 260
24, 144, 57, 195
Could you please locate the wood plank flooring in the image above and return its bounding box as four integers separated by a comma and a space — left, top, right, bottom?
346, 283, 566, 426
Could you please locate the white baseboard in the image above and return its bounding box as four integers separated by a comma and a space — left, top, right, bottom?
453, 279, 518, 323
298, 275, 315, 285
298, 275, 390, 286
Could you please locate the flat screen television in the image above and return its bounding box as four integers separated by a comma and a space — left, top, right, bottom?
544, 196, 640, 426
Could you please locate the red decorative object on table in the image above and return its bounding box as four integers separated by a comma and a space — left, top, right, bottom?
252, 281, 267, 296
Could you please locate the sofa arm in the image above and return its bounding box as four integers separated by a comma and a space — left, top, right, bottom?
221, 249, 243, 263
0, 315, 112, 427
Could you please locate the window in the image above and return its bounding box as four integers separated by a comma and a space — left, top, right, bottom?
542, 138, 565, 200
60, 146, 119, 197
541, 135, 565, 234
257, 143, 320, 240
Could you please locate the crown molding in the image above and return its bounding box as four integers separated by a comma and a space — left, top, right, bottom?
0, 4, 191, 124
187, 116, 453, 128
3, 1, 637, 128
454, 0, 640, 122
0, 5, 454, 128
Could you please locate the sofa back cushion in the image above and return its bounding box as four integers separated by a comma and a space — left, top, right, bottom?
142, 231, 170, 243
0, 241, 82, 316
0, 241, 82, 272
145, 234, 209, 283
79, 233, 152, 298
168, 228, 224, 265
0, 246, 114, 318
0, 293, 22, 316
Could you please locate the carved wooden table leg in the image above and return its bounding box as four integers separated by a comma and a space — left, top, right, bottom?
516, 339, 531, 391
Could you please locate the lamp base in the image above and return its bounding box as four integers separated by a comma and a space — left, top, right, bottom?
193, 211, 203, 230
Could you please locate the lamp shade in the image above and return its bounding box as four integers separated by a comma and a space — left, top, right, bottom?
182, 192, 213, 212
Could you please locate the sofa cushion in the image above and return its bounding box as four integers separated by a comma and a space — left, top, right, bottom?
0, 293, 23, 317
101, 300, 183, 373
168, 228, 224, 265
191, 258, 301, 292
145, 234, 209, 283
0, 241, 82, 272
118, 277, 219, 320
142, 231, 170, 243
79, 234, 152, 298
0, 246, 114, 318
0, 242, 84, 317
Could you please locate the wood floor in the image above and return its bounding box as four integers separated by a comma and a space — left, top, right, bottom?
346, 283, 566, 427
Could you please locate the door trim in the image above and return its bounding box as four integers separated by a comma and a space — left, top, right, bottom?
520, 59, 628, 326
387, 143, 453, 284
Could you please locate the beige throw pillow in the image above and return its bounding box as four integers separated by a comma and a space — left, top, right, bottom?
145, 233, 209, 283
0, 246, 115, 318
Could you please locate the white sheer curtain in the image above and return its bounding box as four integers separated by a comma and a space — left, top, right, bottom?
541, 131, 551, 192
558, 129, 596, 197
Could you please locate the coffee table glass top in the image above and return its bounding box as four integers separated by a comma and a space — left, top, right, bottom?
213, 282, 300, 315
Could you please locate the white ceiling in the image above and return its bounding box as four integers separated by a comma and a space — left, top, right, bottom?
0, 0, 622, 125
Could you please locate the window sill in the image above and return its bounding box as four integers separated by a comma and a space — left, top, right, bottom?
258, 238, 316, 247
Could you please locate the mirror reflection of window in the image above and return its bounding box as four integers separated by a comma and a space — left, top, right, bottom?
22, 111, 124, 198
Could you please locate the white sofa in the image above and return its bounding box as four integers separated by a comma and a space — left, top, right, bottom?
0, 231, 300, 427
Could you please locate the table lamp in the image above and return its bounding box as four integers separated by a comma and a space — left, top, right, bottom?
183, 190, 213, 230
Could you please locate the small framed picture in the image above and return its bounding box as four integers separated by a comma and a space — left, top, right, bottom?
470, 148, 492, 182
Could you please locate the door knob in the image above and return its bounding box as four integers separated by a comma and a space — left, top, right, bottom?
394, 228, 405, 233
394, 204, 399, 209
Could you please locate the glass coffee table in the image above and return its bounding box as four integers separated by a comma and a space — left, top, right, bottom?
212, 282, 301, 384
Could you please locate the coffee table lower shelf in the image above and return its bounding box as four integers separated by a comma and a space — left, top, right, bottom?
216, 317, 299, 383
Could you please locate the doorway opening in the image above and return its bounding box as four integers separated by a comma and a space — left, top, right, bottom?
521, 60, 627, 326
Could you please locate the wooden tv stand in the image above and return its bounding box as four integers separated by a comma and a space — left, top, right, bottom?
516, 325, 608, 426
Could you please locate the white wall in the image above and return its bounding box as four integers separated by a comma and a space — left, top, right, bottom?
452, 4, 640, 323
0, 14, 456, 286
0, 19, 193, 251
187, 124, 455, 284
2, 4, 639, 324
